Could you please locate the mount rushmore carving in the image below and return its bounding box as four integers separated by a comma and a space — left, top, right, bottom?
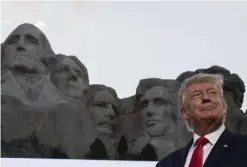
1, 23, 247, 160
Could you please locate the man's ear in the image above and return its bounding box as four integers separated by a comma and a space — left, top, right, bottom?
181, 107, 190, 120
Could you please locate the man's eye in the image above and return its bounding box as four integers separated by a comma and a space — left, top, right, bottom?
154, 98, 170, 105
192, 93, 201, 98
95, 102, 108, 107
209, 90, 217, 95
56, 66, 68, 72
8, 38, 18, 45
75, 70, 82, 76
139, 100, 148, 108
29, 39, 37, 44
156, 100, 165, 105
26, 35, 38, 44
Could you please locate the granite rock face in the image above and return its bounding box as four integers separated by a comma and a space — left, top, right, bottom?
120, 78, 191, 160
1, 23, 247, 161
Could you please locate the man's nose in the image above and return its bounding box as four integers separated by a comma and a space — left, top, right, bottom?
202, 92, 211, 103
68, 70, 78, 80
16, 38, 26, 52
105, 107, 115, 120
145, 104, 155, 117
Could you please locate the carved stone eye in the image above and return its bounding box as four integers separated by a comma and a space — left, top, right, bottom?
74, 69, 82, 77
26, 35, 38, 45
56, 66, 69, 73
7, 36, 19, 45
139, 100, 148, 109
153, 98, 170, 105
95, 102, 108, 108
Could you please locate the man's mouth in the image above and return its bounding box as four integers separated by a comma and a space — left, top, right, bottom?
146, 120, 159, 126
201, 106, 215, 111
99, 123, 115, 131
67, 82, 79, 88
10, 55, 40, 73
12, 64, 38, 73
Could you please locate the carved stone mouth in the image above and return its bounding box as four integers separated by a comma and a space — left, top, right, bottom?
13, 65, 37, 73
146, 120, 159, 126
67, 82, 79, 87
99, 123, 115, 131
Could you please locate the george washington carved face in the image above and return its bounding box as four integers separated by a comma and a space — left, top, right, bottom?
2, 23, 54, 74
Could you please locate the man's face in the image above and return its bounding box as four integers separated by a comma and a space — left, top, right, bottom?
138, 87, 175, 137
182, 82, 225, 128
3, 25, 46, 73
90, 90, 117, 137
51, 57, 88, 99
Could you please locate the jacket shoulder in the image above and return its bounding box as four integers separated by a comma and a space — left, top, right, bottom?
233, 133, 247, 166
236, 133, 247, 140
155, 148, 184, 167
234, 133, 247, 148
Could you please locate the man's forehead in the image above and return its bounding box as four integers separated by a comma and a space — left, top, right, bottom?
9, 25, 42, 39
141, 86, 168, 100
93, 90, 116, 103
58, 57, 80, 69
186, 82, 217, 93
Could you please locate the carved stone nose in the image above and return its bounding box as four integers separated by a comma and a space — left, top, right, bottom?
146, 111, 154, 117
109, 115, 114, 120
16, 46, 25, 52
68, 73, 77, 81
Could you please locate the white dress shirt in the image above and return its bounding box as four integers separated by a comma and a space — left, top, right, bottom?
184, 124, 225, 167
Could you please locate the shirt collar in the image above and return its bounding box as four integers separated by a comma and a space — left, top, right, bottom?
192, 124, 225, 146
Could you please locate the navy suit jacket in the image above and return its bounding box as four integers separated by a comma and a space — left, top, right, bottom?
156, 129, 247, 167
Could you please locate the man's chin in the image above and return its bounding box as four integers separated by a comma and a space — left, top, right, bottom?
146, 125, 164, 137
12, 63, 38, 73
98, 127, 113, 137
198, 115, 224, 125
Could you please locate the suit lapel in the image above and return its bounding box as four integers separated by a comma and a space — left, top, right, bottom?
203, 129, 234, 167
173, 139, 193, 167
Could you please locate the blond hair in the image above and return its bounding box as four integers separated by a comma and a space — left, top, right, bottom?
178, 73, 227, 132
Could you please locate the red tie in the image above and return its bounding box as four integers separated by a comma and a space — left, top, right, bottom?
188, 136, 209, 167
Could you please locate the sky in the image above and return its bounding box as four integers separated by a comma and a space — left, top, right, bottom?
1, 1, 247, 111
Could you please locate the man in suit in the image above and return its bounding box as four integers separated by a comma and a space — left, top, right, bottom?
156, 73, 247, 167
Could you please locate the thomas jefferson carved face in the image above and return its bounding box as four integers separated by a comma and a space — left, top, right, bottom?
137, 87, 176, 137
3, 24, 49, 74
51, 56, 89, 99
